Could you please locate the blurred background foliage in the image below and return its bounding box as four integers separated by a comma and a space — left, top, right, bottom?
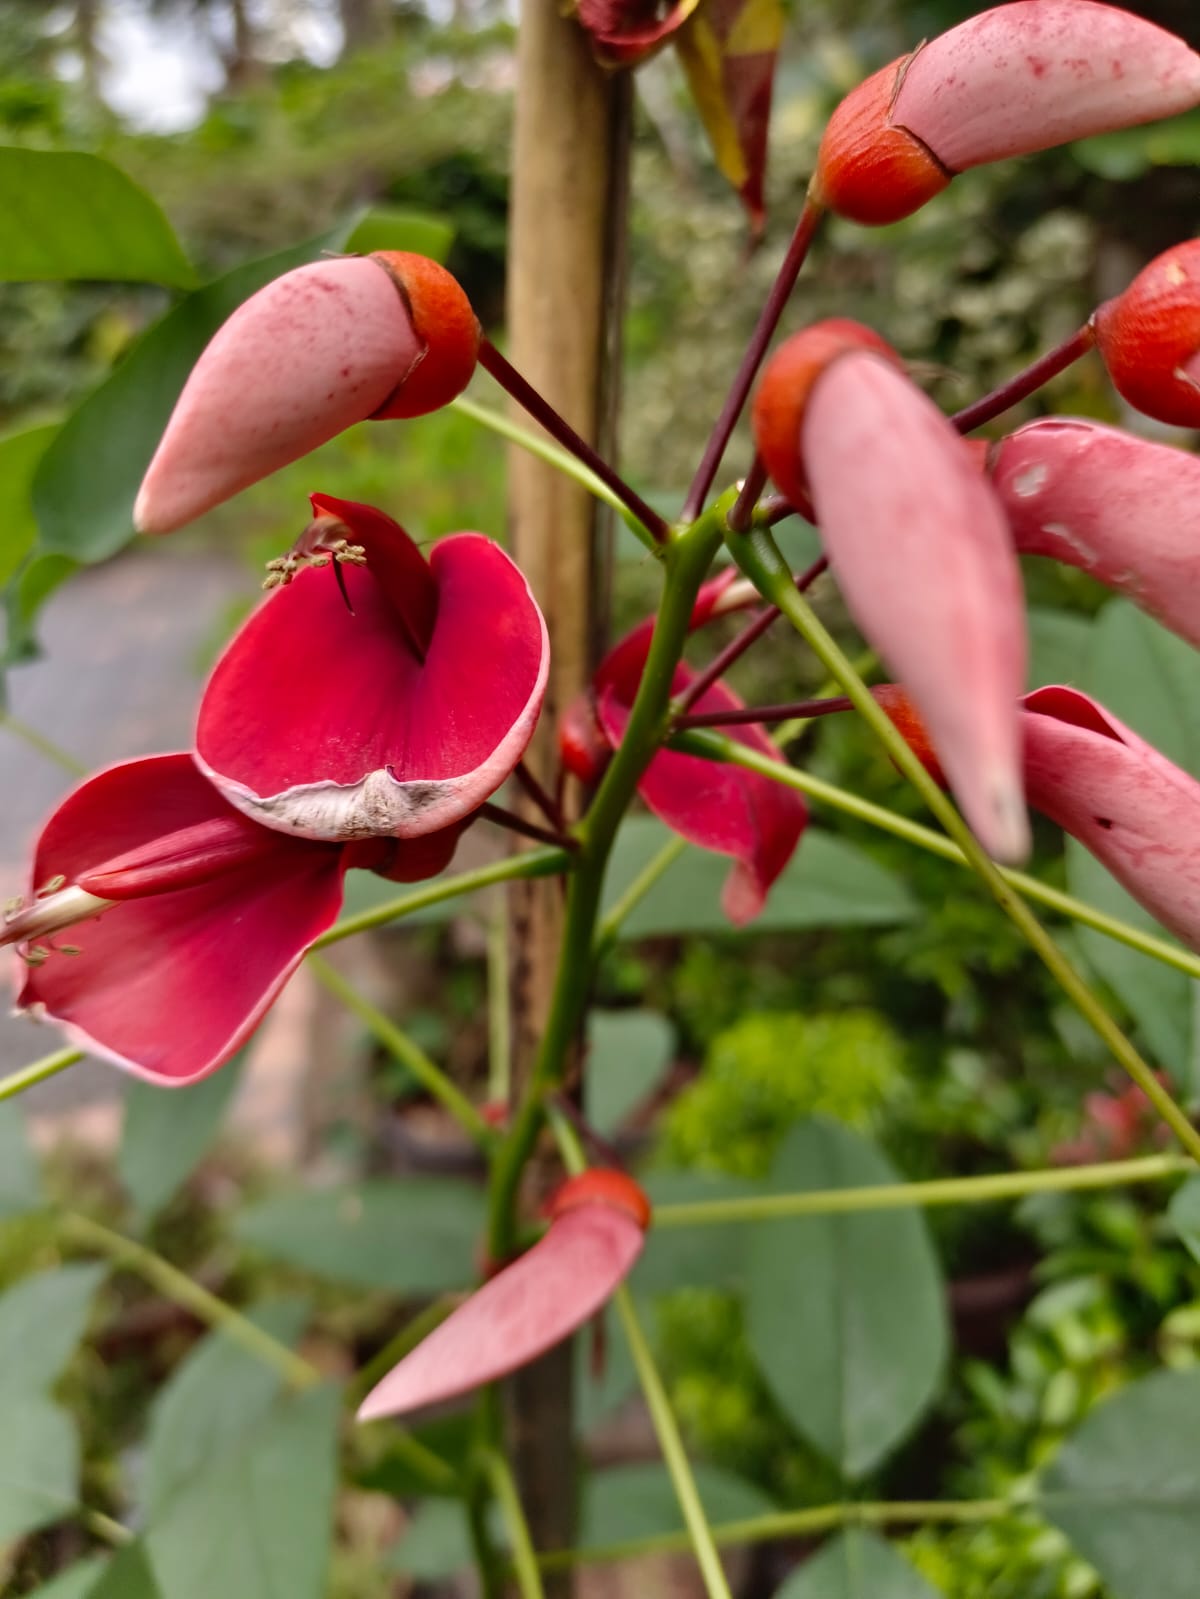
3, 2, 1200, 1597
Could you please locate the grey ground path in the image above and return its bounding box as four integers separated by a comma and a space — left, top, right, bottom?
0, 540, 248, 1106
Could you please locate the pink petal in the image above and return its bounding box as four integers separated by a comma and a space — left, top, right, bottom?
13, 756, 348, 1085
196, 504, 549, 841
357, 1204, 644, 1421
892, 0, 1200, 174
803, 353, 1029, 864
1022, 686, 1200, 950
134, 258, 420, 534
991, 419, 1200, 650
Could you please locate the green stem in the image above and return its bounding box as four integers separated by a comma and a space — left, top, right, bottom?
487, 907, 512, 1104
594, 835, 688, 950
0, 1046, 83, 1102
78, 1506, 134, 1547
487, 503, 731, 1261
484, 1449, 547, 1599
62, 1210, 319, 1389
727, 525, 1200, 1166
451, 395, 663, 556
345, 1295, 462, 1412
2, 714, 86, 776
537, 1497, 1013, 1571
307, 953, 494, 1151
314, 847, 570, 948
652, 1153, 1193, 1229
670, 729, 1200, 983
467, 1482, 506, 1599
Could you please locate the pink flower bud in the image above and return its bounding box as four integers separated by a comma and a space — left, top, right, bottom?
990, 418, 1200, 649
815, 1, 1200, 225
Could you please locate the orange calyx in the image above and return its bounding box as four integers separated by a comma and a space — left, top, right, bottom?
1093, 241, 1200, 429
812, 57, 952, 227
752, 319, 903, 508
872, 685, 947, 785
546, 1169, 652, 1232
369, 251, 481, 419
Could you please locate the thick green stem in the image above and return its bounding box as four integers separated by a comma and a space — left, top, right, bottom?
314, 847, 570, 948
652, 1153, 1193, 1229
670, 729, 1200, 983
307, 953, 494, 1151
537, 1497, 1013, 1571
484, 1449, 548, 1599
0, 1046, 82, 1102
727, 525, 1200, 1166
487, 505, 729, 1260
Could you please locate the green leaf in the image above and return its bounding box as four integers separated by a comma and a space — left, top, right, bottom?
603, 819, 915, 939
120, 1054, 245, 1225
1068, 602, 1200, 1087
23, 1556, 109, 1599
586, 1010, 674, 1135
772, 1530, 941, 1598
146, 1385, 340, 1599
1026, 606, 1092, 693
1169, 1178, 1200, 1266
1039, 1368, 1200, 1599
390, 1499, 474, 1579
233, 1179, 484, 1292
0, 1264, 106, 1402
0, 1100, 40, 1217
341, 206, 453, 262
0, 1397, 78, 1542
142, 1298, 311, 1522
633, 1171, 762, 1296
32, 230, 346, 568
87, 1545, 161, 1599
3, 552, 78, 670
0, 150, 194, 286
745, 1120, 948, 1479
0, 423, 58, 588
580, 1461, 772, 1546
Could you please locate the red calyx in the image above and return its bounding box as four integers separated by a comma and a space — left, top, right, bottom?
546, 1169, 653, 1231
369, 252, 481, 419
1093, 240, 1200, 428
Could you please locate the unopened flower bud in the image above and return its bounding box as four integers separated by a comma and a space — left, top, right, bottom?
1093, 240, 1200, 428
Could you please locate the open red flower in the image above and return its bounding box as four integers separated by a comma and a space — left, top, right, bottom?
358, 1170, 650, 1421
3, 755, 464, 1086
562, 573, 807, 926
196, 495, 549, 842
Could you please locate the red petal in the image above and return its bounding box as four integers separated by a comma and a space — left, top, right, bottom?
596, 635, 805, 926
356, 1204, 645, 1421
196, 523, 549, 841
13, 756, 348, 1086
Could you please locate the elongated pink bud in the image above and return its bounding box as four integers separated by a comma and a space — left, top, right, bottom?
991, 419, 1200, 649
1023, 687, 1200, 951
135, 254, 479, 534
357, 1173, 649, 1422
815, 1, 1200, 225
791, 336, 1028, 861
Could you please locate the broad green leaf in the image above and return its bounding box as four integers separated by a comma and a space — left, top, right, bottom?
0, 1397, 78, 1542
1040, 1369, 1200, 1599
586, 1009, 674, 1135
342, 206, 453, 262
1026, 606, 1091, 692
603, 819, 915, 939
1169, 1178, 1200, 1266
772, 1530, 941, 1598
146, 1385, 340, 1599
3, 552, 78, 670
633, 1170, 762, 1296
87, 1545, 161, 1599
746, 1120, 948, 1479
32, 230, 346, 567
233, 1179, 484, 1292
0, 150, 194, 286
0, 1264, 105, 1402
390, 1499, 474, 1579
120, 1054, 245, 1224
337, 866, 464, 928
0, 423, 58, 588
24, 1556, 108, 1599
0, 1100, 40, 1217
142, 1298, 311, 1521
580, 1461, 772, 1546
1068, 602, 1200, 1088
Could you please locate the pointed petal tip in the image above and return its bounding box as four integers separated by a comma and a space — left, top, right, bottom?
974, 774, 1032, 867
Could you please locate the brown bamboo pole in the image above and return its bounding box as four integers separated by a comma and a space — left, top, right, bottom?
503, 2, 630, 1588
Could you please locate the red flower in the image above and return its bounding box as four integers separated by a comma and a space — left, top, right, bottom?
357, 1171, 650, 1421
196, 495, 549, 841
563, 573, 807, 926
3, 755, 463, 1086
